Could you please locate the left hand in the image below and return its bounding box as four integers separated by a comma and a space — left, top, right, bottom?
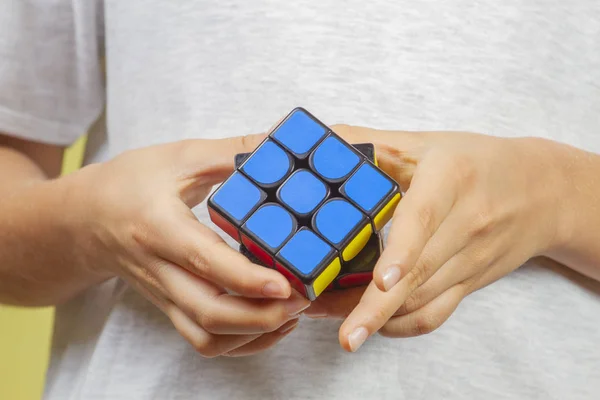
305, 126, 571, 351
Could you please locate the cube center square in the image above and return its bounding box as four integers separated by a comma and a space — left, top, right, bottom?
271, 108, 328, 159
309, 134, 361, 183
241, 203, 297, 266
240, 139, 293, 188
276, 227, 341, 300
277, 169, 329, 217
313, 198, 372, 262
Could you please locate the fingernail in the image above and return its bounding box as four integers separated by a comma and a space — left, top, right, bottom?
278, 319, 299, 334
304, 303, 327, 319
262, 281, 287, 298
285, 296, 310, 316
348, 327, 369, 352
383, 266, 401, 291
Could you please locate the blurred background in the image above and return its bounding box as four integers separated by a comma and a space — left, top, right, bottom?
0, 136, 87, 400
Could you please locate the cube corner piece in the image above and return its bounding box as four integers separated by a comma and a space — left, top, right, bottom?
340, 161, 402, 231
208, 172, 267, 242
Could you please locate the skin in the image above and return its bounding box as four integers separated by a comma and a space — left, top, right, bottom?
3, 124, 600, 357
306, 126, 600, 352
0, 132, 309, 358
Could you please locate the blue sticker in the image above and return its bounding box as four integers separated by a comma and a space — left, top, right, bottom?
212, 172, 263, 221
279, 170, 328, 214
272, 109, 327, 156
242, 140, 292, 185
278, 229, 333, 275
314, 199, 364, 245
343, 163, 393, 212
244, 204, 295, 249
311, 136, 360, 180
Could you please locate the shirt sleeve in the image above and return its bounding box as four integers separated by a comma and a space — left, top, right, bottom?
0, 0, 104, 146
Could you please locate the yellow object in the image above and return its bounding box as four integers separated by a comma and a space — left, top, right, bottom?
312, 257, 341, 297
373, 147, 379, 167
0, 134, 87, 400
374, 193, 401, 231
342, 223, 372, 261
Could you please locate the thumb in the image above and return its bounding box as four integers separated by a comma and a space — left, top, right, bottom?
177, 133, 268, 206
330, 124, 426, 191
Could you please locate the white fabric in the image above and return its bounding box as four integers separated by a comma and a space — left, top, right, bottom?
1, 1, 599, 399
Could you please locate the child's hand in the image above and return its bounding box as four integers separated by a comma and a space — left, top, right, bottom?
60, 135, 309, 357
319, 126, 570, 351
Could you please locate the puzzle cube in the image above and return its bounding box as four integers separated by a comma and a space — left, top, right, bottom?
208, 107, 401, 300
237, 143, 383, 293
240, 227, 382, 293
332, 233, 383, 290
340, 162, 401, 231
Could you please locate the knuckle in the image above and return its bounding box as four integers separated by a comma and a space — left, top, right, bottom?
406, 267, 426, 292
416, 205, 435, 235
145, 259, 168, 279
450, 153, 477, 187
188, 250, 210, 276
471, 248, 493, 268
188, 334, 219, 358
469, 205, 497, 237
195, 342, 221, 358
402, 292, 421, 314
198, 306, 222, 333
260, 311, 287, 333
415, 252, 436, 283
414, 313, 442, 336
129, 220, 152, 250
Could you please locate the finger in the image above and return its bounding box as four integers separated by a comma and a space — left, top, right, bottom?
224, 318, 300, 357
339, 264, 454, 351
122, 272, 172, 314
167, 304, 261, 358
338, 220, 478, 351
380, 284, 465, 338
305, 287, 366, 319
329, 124, 426, 190
176, 133, 269, 201
394, 238, 500, 316
373, 156, 459, 293
463, 246, 532, 297
152, 209, 293, 299
178, 118, 290, 207
158, 263, 309, 334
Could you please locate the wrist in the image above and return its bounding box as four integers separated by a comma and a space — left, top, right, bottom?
51, 169, 116, 283
514, 137, 576, 256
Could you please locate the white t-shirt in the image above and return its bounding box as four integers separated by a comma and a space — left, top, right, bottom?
1, 1, 600, 399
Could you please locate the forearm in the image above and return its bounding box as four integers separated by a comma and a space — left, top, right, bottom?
0, 146, 108, 306
542, 139, 600, 282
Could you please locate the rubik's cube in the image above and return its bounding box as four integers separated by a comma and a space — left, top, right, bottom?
207, 108, 401, 300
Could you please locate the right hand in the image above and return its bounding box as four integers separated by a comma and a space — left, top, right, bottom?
60, 135, 310, 357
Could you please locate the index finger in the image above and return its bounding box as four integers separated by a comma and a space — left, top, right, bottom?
373, 156, 458, 292
152, 207, 293, 300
